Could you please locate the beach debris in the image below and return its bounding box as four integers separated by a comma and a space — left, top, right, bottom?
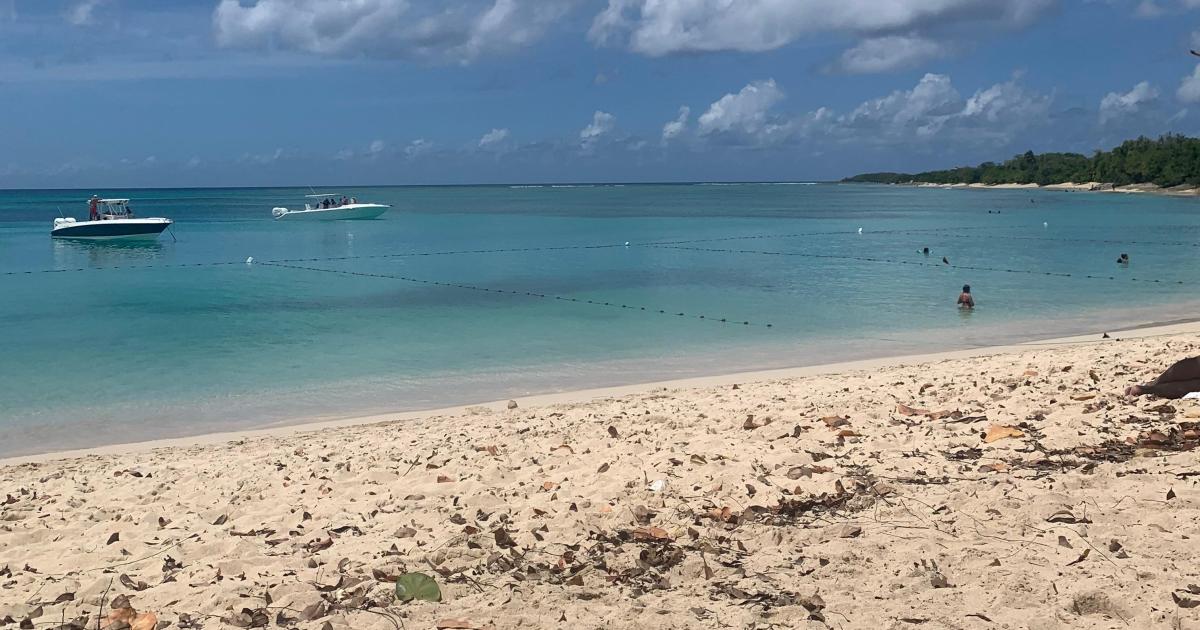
1066, 549, 1090, 566
647, 479, 667, 492
493, 527, 517, 549
742, 414, 771, 430
100, 597, 157, 630
821, 415, 850, 428
223, 608, 268, 628
983, 424, 1024, 443
786, 464, 831, 479
1071, 393, 1096, 401
977, 462, 1009, 473
1173, 585, 1200, 608
106, 532, 119, 545
395, 572, 442, 603
631, 526, 672, 542
506, 400, 518, 409
1046, 509, 1090, 525
607, 425, 620, 438
212, 514, 228, 526
896, 404, 929, 416
119, 574, 149, 591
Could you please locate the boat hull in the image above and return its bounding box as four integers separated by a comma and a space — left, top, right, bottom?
273, 204, 390, 221
51, 218, 172, 240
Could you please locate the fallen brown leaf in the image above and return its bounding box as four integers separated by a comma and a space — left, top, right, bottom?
983, 424, 1024, 443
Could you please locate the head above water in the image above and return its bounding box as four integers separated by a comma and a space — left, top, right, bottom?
962, 284, 971, 293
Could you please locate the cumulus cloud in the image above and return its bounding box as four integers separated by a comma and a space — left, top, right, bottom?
786, 73, 1049, 147
404, 139, 433, 159
478, 128, 511, 148
661, 106, 689, 143
1179, 64, 1200, 103
697, 80, 786, 139
1099, 81, 1159, 123
829, 35, 948, 74
589, 0, 1054, 57
579, 111, 616, 149
213, 0, 576, 63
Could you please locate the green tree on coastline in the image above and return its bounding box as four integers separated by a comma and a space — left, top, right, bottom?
844, 134, 1200, 187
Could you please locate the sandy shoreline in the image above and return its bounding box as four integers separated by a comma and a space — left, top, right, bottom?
913, 180, 1200, 196
5, 320, 1199, 467
3, 322, 1200, 628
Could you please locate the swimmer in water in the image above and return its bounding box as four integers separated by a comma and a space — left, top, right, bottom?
957, 284, 975, 309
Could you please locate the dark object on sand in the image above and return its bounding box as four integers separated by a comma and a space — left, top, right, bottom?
1126, 357, 1200, 399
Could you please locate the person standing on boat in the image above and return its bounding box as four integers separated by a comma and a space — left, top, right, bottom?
89, 195, 99, 221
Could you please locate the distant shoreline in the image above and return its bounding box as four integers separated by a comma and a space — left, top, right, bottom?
868, 180, 1200, 197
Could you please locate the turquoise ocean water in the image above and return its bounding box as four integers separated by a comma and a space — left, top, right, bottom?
1, 183, 1198, 457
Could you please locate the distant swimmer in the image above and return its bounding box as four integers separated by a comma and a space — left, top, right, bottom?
942, 256, 950, 265
922, 247, 930, 256
957, 284, 975, 309
1117, 253, 1130, 264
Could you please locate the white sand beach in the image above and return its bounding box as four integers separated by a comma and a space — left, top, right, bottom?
3, 324, 1200, 629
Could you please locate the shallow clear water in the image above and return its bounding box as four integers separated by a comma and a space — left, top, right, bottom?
1, 183, 1198, 456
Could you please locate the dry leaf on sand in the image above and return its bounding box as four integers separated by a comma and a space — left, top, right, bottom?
896, 404, 929, 416
983, 424, 1024, 443
632, 526, 672, 541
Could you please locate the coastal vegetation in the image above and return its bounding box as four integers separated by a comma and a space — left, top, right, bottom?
844, 134, 1200, 187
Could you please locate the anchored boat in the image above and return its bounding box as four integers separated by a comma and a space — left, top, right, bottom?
271, 194, 390, 221
51, 197, 173, 240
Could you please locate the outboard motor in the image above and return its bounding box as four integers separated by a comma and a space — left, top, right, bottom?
271, 207, 288, 219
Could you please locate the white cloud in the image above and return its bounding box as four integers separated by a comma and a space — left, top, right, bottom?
828, 73, 1050, 145
579, 111, 616, 149
478, 128, 511, 148
589, 0, 1054, 57
697, 79, 786, 138
661, 106, 690, 143
65, 0, 103, 26
842, 73, 962, 138
1099, 81, 1159, 123
404, 139, 432, 159
213, 0, 576, 63
1179, 64, 1200, 103
829, 35, 948, 74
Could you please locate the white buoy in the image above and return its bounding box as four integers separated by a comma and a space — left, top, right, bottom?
246, 256, 254, 264
624, 241, 630, 247
857, 227, 863, 234
1043, 222, 1048, 228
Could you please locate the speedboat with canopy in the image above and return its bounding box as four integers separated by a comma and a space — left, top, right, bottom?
271, 194, 390, 221
51, 197, 173, 240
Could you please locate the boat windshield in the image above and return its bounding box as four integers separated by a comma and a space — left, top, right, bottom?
89, 198, 134, 220
304, 194, 358, 210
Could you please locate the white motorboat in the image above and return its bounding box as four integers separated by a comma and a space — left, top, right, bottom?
272, 194, 390, 221
51, 197, 173, 240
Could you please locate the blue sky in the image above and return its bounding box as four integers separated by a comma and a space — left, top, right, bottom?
2, 0, 1200, 187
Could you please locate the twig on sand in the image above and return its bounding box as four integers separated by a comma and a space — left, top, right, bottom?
95, 577, 113, 630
